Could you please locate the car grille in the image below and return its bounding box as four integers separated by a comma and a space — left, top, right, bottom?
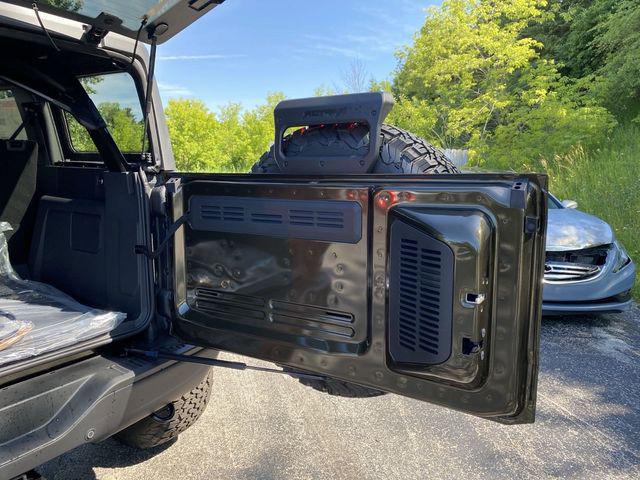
544, 245, 610, 283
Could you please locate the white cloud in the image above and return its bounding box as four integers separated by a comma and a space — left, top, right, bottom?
157, 82, 193, 97
157, 54, 247, 61
299, 35, 369, 59
312, 44, 366, 59
343, 33, 397, 53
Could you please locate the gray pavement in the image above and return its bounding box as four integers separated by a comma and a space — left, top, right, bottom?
41, 306, 640, 480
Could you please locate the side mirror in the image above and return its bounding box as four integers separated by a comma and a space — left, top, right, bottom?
561, 199, 578, 209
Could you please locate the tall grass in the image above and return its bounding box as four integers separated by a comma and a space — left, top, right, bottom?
541, 124, 640, 299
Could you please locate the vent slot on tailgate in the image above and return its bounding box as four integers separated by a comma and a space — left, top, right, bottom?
189, 195, 361, 243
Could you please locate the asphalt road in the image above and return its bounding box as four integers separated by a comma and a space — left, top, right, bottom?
41, 306, 640, 480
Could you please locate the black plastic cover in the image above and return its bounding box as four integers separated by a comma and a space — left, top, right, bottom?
388, 220, 454, 365
273, 92, 394, 174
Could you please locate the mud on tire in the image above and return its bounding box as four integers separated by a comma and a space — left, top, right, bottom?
114, 369, 213, 450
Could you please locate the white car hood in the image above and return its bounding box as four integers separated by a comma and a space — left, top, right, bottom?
546, 208, 614, 252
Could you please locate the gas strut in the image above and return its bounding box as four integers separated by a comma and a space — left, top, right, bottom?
125, 348, 325, 381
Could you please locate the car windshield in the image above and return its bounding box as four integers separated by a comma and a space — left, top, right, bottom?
548, 194, 562, 209
40, 0, 180, 31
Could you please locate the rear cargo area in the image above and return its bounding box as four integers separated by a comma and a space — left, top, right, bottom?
0, 138, 148, 369
0, 221, 125, 365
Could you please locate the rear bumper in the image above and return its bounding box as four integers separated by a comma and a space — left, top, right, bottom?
0, 343, 218, 479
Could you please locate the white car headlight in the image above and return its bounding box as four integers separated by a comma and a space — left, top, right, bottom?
612, 240, 631, 273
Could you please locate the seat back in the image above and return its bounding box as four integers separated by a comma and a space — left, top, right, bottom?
0, 140, 38, 265
28, 195, 107, 307
28, 172, 143, 316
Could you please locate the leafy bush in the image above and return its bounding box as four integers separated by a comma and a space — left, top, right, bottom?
66, 102, 144, 153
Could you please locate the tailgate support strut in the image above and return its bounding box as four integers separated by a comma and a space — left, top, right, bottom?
125, 348, 325, 381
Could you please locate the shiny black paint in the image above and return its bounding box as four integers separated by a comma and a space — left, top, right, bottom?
175, 182, 370, 357
387, 205, 494, 382
168, 173, 547, 423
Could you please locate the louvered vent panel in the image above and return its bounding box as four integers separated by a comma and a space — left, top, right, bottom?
189, 196, 361, 243
192, 288, 355, 339
250, 213, 284, 224
200, 205, 244, 222
288, 209, 345, 229
389, 220, 453, 365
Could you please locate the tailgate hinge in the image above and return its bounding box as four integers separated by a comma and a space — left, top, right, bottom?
524, 215, 540, 234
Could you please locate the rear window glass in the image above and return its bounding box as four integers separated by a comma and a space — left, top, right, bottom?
41, 0, 179, 32
0, 89, 27, 140
65, 72, 146, 153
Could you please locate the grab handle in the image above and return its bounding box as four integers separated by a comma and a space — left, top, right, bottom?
273, 92, 394, 174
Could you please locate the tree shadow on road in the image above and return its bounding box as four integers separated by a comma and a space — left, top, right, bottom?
40, 436, 290, 480
39, 437, 176, 480
533, 307, 640, 477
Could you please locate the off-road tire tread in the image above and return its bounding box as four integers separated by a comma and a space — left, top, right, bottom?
114, 370, 213, 450
251, 124, 459, 174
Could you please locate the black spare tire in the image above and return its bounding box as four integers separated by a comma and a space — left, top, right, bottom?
252, 123, 459, 174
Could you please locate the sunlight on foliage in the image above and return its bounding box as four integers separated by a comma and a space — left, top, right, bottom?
65, 103, 144, 153
542, 124, 640, 297
165, 93, 284, 172
386, 0, 617, 168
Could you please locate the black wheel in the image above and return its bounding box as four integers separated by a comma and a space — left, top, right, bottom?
251, 123, 459, 174
254, 123, 458, 398
114, 370, 212, 450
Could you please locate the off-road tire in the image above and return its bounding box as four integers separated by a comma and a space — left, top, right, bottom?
251, 123, 459, 174
254, 124, 458, 398
114, 370, 213, 450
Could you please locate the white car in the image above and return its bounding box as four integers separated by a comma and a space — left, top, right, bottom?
543, 195, 635, 315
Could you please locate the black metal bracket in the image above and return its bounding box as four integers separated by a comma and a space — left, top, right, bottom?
273, 92, 394, 174
81, 12, 123, 45
524, 215, 540, 234
124, 348, 325, 381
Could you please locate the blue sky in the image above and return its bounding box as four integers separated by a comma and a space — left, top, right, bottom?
154, 0, 437, 110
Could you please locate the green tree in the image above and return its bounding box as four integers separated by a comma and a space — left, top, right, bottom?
527, 0, 640, 121
164, 99, 218, 172
589, 0, 640, 121
66, 102, 144, 152
98, 102, 144, 151
43, 0, 83, 11
388, 0, 614, 168
165, 93, 284, 172
488, 62, 615, 169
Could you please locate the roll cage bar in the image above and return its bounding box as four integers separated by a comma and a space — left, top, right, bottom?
0, 50, 129, 172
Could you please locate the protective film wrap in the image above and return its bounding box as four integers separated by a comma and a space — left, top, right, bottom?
0, 222, 125, 366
